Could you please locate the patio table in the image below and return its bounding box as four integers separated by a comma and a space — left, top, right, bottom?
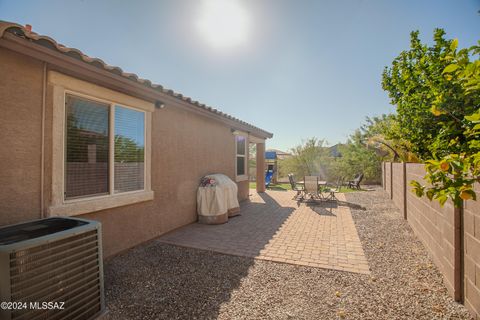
296, 180, 327, 187
296, 179, 328, 201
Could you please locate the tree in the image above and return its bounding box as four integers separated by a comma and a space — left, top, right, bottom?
383, 29, 480, 206
279, 138, 329, 179
411, 40, 480, 207
329, 132, 382, 183
361, 114, 420, 163
114, 135, 144, 162
382, 29, 477, 160
279, 133, 383, 185
248, 143, 257, 169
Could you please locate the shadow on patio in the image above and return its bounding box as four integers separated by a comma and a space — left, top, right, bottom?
304, 199, 367, 215
104, 191, 295, 319
104, 190, 370, 319
158, 190, 369, 274
158, 191, 297, 258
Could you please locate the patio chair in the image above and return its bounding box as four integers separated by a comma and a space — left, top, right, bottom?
304, 176, 323, 201
324, 178, 343, 201
348, 173, 364, 190
288, 174, 304, 200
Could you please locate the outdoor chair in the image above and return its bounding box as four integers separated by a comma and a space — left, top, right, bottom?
325, 178, 343, 201
348, 173, 364, 190
304, 176, 323, 201
288, 174, 304, 200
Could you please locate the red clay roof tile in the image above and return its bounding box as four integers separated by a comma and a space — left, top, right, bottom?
0, 20, 272, 138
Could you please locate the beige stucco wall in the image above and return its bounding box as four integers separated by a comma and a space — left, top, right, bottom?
80, 102, 240, 257
0, 47, 44, 225
237, 180, 250, 201
0, 47, 254, 258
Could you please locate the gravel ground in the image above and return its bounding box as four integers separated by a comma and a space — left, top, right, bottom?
104, 186, 472, 320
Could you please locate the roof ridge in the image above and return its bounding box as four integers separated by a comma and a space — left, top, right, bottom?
0, 20, 272, 138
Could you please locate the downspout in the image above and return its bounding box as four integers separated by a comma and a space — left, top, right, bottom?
40, 62, 47, 218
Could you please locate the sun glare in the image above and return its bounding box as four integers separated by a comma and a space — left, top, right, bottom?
196, 0, 250, 49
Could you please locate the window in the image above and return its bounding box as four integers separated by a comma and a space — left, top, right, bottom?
236, 135, 247, 179
65, 94, 145, 200
65, 95, 110, 199
49, 70, 154, 217
114, 106, 145, 193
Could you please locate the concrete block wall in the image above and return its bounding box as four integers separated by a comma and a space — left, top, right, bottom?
464, 183, 480, 318
404, 163, 460, 300
383, 162, 466, 311
382, 162, 386, 189
391, 163, 406, 219
385, 162, 392, 198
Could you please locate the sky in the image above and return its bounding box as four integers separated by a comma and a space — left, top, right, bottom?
1, 0, 479, 151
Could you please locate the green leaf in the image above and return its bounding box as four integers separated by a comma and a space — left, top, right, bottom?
431, 105, 445, 116
410, 180, 425, 197
450, 38, 458, 51
469, 140, 480, 149
437, 194, 448, 206
410, 180, 421, 188
426, 189, 435, 200
465, 112, 480, 122
442, 64, 459, 74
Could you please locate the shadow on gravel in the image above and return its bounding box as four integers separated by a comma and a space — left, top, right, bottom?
104, 243, 257, 320
104, 192, 296, 319
266, 186, 288, 191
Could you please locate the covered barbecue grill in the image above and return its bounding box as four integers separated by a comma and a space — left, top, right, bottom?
197, 174, 240, 224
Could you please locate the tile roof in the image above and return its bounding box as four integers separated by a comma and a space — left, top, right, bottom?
0, 20, 272, 138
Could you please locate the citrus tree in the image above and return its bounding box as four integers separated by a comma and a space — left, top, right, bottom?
383, 29, 480, 207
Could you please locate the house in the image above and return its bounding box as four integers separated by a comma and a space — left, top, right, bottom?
264, 149, 292, 183
0, 21, 272, 258
266, 148, 292, 160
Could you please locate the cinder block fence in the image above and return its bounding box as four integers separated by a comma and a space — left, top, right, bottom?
383, 162, 480, 319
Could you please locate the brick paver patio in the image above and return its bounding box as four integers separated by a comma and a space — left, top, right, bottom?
159, 190, 370, 274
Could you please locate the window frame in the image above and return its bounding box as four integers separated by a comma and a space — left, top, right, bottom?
64, 91, 147, 200
49, 71, 154, 217
235, 133, 248, 182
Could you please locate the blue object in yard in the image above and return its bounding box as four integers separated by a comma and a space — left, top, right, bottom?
265, 151, 277, 160
265, 170, 274, 187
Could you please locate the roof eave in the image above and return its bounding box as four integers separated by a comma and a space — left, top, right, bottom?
0, 21, 273, 140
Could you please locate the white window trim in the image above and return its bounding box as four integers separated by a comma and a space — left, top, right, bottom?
48, 71, 154, 217
234, 132, 248, 182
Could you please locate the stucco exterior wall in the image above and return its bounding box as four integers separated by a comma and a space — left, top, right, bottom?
237, 180, 250, 201
79, 102, 238, 257
0, 47, 258, 258
0, 47, 44, 225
